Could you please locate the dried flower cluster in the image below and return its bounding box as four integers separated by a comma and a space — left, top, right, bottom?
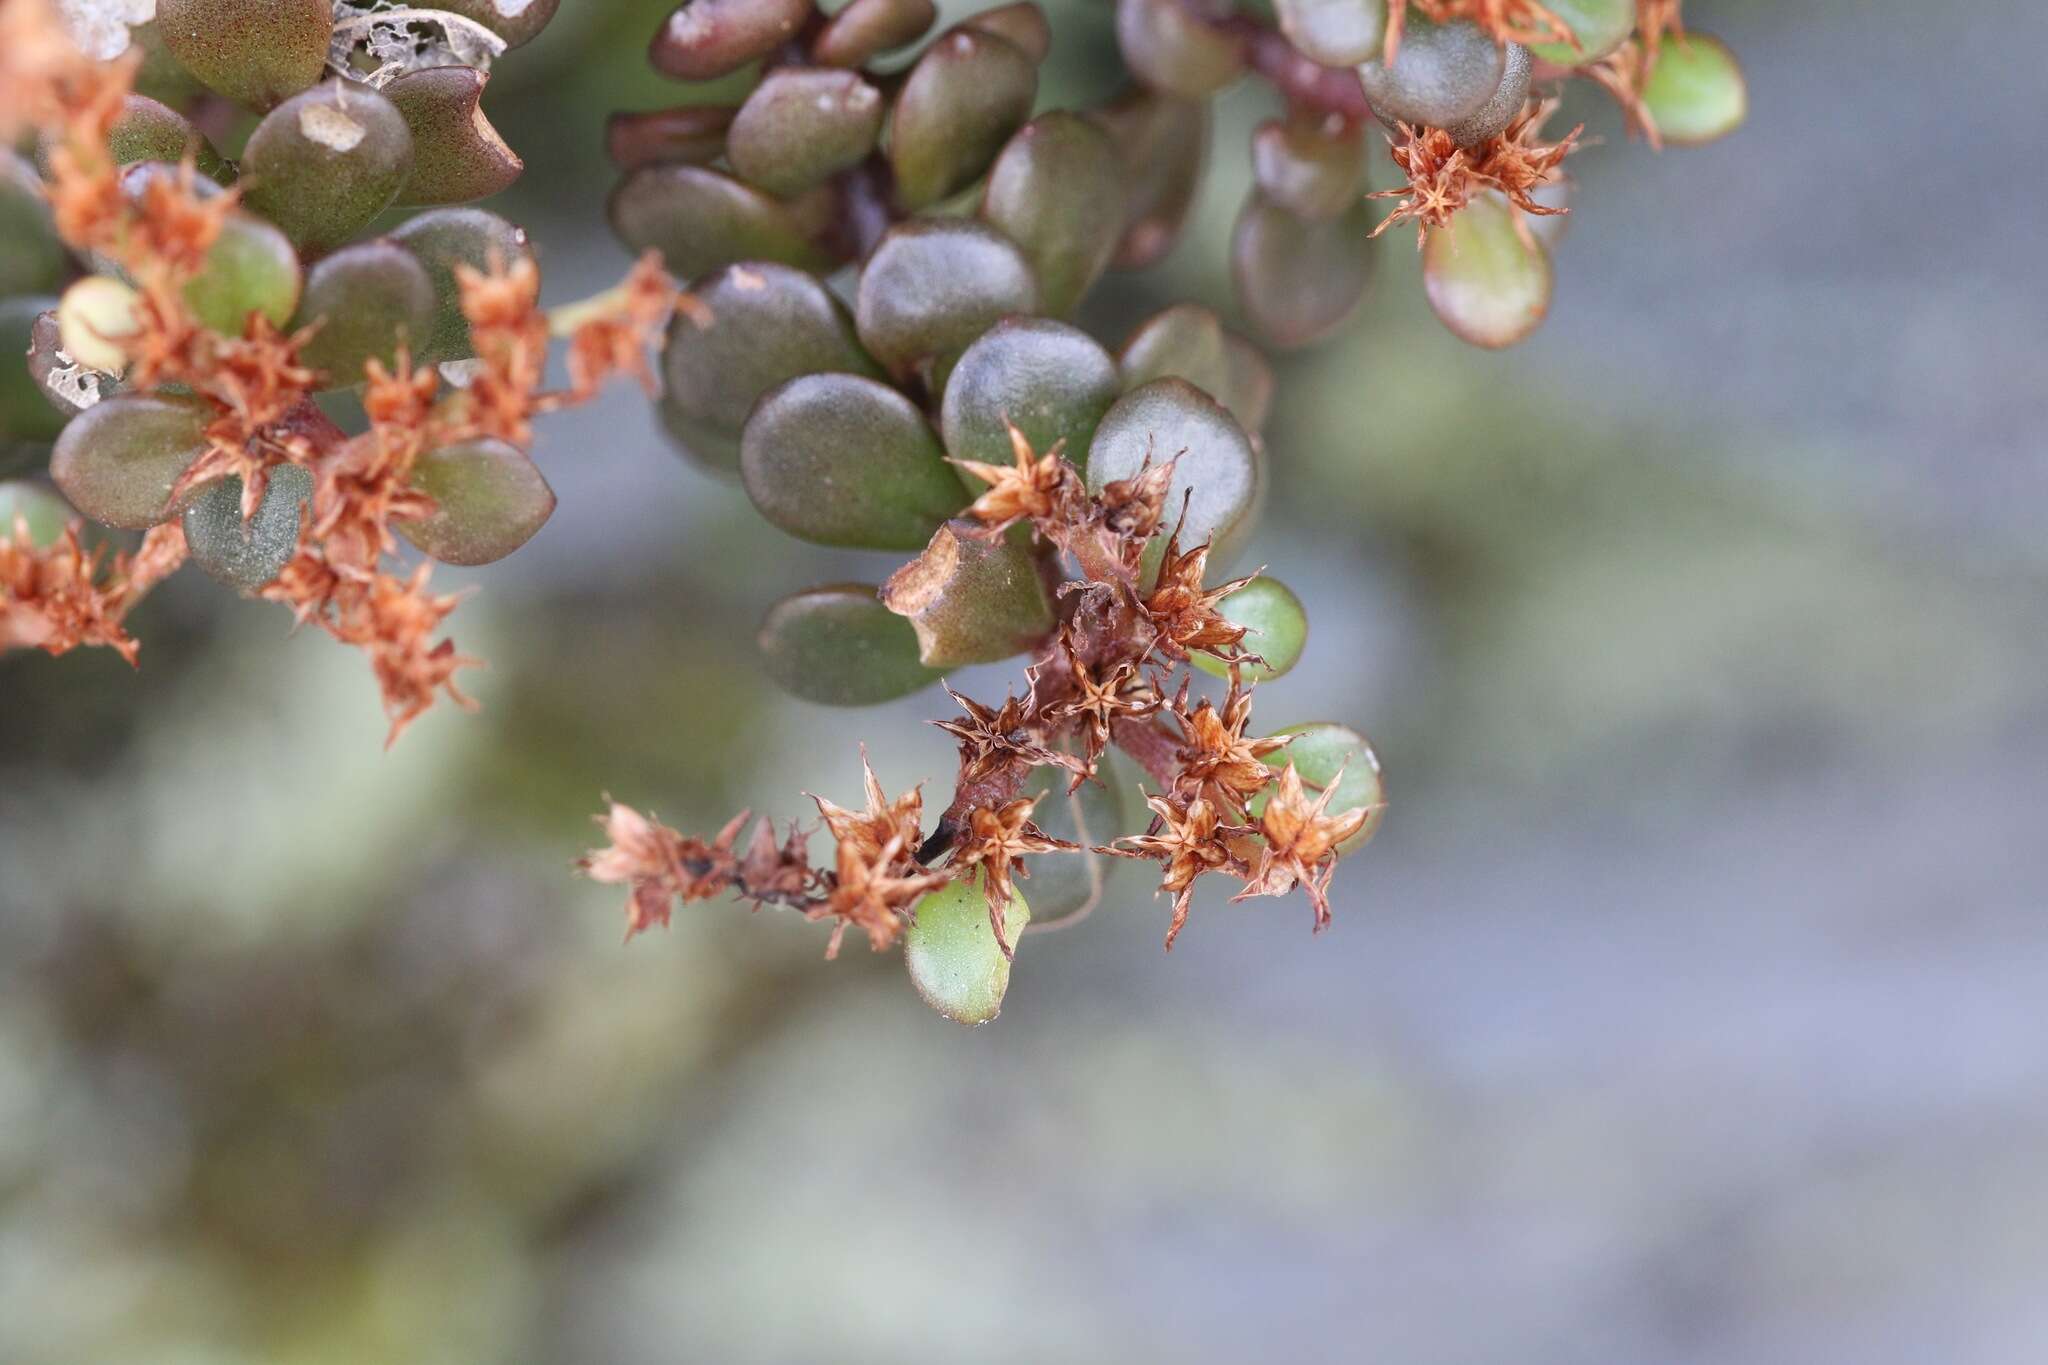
585, 427, 1384, 961
1372, 100, 1583, 246
0, 1, 682, 741
1387, 0, 1575, 59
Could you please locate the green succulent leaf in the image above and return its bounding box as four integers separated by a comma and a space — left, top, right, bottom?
648, 0, 811, 80
155, 0, 334, 111
1118, 302, 1230, 398
1252, 723, 1386, 854
241, 82, 414, 252
887, 26, 1038, 211
905, 874, 1029, 1025
812, 0, 938, 68
1114, 0, 1244, 99
384, 67, 523, 208
0, 480, 74, 547
181, 463, 311, 592
757, 583, 946, 706
182, 209, 303, 337
0, 298, 67, 445
940, 316, 1118, 480
654, 393, 741, 476
854, 220, 1038, 385
1356, 16, 1505, 127
1, 152, 70, 298
741, 373, 966, 550
1189, 576, 1308, 682
1421, 191, 1552, 348
293, 239, 438, 385
1641, 33, 1748, 146
1231, 195, 1377, 350
979, 112, 1125, 318
663, 261, 882, 439
727, 67, 886, 199
1249, 117, 1366, 222
101, 95, 233, 184
1218, 332, 1275, 436
1527, 0, 1635, 66
386, 207, 534, 364
1273, 0, 1385, 67
397, 436, 556, 566
609, 164, 829, 282
50, 392, 212, 529
880, 519, 1056, 668
1086, 378, 1261, 562
1086, 89, 1208, 271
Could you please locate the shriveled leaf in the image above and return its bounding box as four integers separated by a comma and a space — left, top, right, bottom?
854, 220, 1038, 384
1421, 191, 1551, 348
398, 436, 556, 565
940, 316, 1118, 478
663, 260, 881, 437
881, 519, 1055, 668
387, 206, 533, 363
1189, 576, 1307, 682
906, 875, 1029, 1025
609, 164, 829, 282
242, 82, 414, 251
1642, 33, 1748, 146
1086, 378, 1260, 562
293, 238, 438, 384
155, 0, 333, 111
1252, 722, 1385, 853
648, 0, 811, 81
979, 112, 1124, 317
1231, 195, 1376, 350
757, 583, 945, 706
182, 462, 311, 592
727, 67, 885, 199
1114, 0, 1243, 100
50, 392, 212, 529
385, 67, 523, 207
887, 26, 1037, 210
1356, 15, 1505, 127
741, 373, 966, 549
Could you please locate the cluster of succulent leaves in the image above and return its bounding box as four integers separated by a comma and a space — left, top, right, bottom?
2, 0, 564, 640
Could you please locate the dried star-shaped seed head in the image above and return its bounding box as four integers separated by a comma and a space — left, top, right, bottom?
809, 747, 926, 865
581, 800, 695, 940
934, 686, 1074, 785
1096, 456, 1176, 549
951, 421, 1081, 539
1143, 529, 1255, 664
949, 796, 1079, 956
1048, 653, 1158, 783
1233, 762, 1371, 929
817, 834, 951, 959
1106, 792, 1244, 949
1371, 102, 1580, 248
1173, 680, 1287, 819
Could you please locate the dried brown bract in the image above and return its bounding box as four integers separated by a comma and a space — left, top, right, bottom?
951, 421, 1082, 539
1233, 762, 1371, 928
1171, 679, 1287, 819
0, 518, 188, 664
1106, 792, 1246, 949
947, 796, 1078, 955
1142, 528, 1255, 665
1371, 101, 1581, 246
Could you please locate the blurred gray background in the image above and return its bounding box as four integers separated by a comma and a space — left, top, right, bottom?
4, 0, 2047, 1360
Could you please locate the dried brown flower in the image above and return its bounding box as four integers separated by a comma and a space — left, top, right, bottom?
1172, 680, 1287, 819
1371, 102, 1581, 246
1142, 528, 1255, 664
948, 796, 1078, 955
553, 250, 685, 403
0, 518, 188, 664
810, 747, 926, 865
951, 422, 1080, 539
815, 832, 951, 958
1107, 792, 1245, 949
1232, 762, 1370, 928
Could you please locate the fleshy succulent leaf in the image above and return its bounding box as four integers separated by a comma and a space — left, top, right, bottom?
757, 583, 946, 706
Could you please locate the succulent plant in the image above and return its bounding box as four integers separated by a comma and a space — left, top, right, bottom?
1, 0, 674, 739
3, 0, 1746, 1023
